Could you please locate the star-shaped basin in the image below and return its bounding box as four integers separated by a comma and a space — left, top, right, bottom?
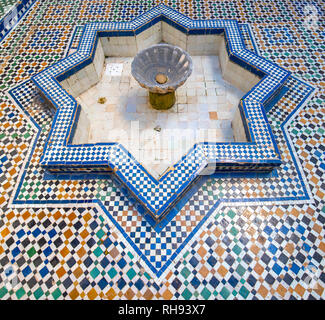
32, 4, 290, 229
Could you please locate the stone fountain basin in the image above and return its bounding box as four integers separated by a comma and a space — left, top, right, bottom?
131, 43, 193, 94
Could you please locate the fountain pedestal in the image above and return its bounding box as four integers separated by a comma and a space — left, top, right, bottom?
131, 43, 193, 110
149, 91, 176, 110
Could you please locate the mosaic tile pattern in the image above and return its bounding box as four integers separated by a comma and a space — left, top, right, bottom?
27, 5, 291, 224
0, 0, 324, 300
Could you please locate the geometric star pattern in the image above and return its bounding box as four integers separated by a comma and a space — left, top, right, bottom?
0, 0, 324, 300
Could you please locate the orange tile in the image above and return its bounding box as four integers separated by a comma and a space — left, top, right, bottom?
69, 288, 79, 300
254, 263, 264, 275
258, 285, 268, 298
60, 247, 69, 258
217, 265, 228, 277
250, 244, 260, 255
276, 284, 287, 297
319, 241, 325, 253
68, 212, 77, 222
22, 211, 31, 220
6, 211, 14, 220
77, 247, 86, 259
215, 245, 225, 257
73, 267, 83, 279
125, 288, 135, 299
197, 246, 207, 258
56, 266, 66, 278
294, 284, 305, 297
285, 243, 295, 254
87, 288, 98, 300
80, 229, 89, 239
209, 111, 218, 120
106, 288, 116, 300
1, 228, 9, 238
213, 226, 222, 237
143, 289, 154, 300
64, 229, 73, 239
199, 266, 209, 277
162, 289, 173, 300
37, 211, 46, 220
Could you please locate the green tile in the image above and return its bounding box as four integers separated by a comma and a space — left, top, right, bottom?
181, 267, 191, 279
52, 288, 61, 300
232, 244, 242, 255
220, 287, 230, 299
227, 210, 236, 219
33, 287, 44, 299
201, 287, 211, 300
93, 246, 103, 257
182, 288, 193, 300
239, 286, 249, 299
143, 272, 151, 280
96, 229, 105, 239
15, 287, 26, 299
108, 267, 117, 279
236, 264, 246, 277
90, 267, 100, 279
230, 226, 239, 236
126, 268, 136, 280
0, 286, 8, 298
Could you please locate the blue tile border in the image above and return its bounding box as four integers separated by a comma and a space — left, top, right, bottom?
19, 4, 293, 224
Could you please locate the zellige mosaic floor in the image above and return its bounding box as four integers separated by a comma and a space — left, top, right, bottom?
0, 0, 324, 300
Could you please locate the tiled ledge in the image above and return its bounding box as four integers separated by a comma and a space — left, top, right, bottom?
31, 4, 290, 227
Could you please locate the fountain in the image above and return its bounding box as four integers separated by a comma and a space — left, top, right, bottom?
131, 43, 193, 110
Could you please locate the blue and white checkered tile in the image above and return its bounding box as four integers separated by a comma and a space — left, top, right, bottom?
130, 5, 162, 29
235, 49, 289, 80
160, 5, 193, 28
25, 4, 294, 226
239, 24, 259, 55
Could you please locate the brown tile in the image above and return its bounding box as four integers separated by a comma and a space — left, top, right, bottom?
294, 284, 305, 297
258, 285, 268, 298
125, 288, 135, 299
109, 247, 119, 258
198, 246, 207, 258
199, 266, 209, 277
143, 289, 154, 300
254, 262, 264, 275
56, 266, 66, 278
69, 288, 79, 300
73, 267, 83, 279
217, 265, 228, 277
209, 111, 218, 120
276, 284, 287, 297
106, 288, 116, 300
162, 289, 173, 300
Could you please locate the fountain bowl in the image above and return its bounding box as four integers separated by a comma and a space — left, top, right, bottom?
131, 44, 193, 109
